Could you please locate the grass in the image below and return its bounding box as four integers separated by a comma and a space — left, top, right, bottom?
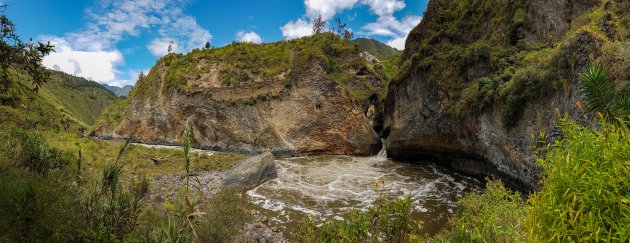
398, 0, 628, 128
526, 118, 630, 242
431, 179, 528, 242
0, 127, 253, 242
132, 33, 389, 103
0, 67, 119, 131
40, 130, 246, 180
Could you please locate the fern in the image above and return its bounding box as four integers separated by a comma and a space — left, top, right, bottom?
579, 66, 630, 122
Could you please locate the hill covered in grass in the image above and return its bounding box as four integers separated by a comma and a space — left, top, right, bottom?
352, 38, 401, 60
94, 33, 389, 156
0, 69, 119, 130
102, 84, 134, 97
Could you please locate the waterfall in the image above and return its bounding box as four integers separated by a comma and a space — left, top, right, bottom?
377, 138, 387, 158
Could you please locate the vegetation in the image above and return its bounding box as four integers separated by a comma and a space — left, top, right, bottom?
295, 196, 422, 242
431, 179, 528, 242
352, 38, 401, 60
132, 33, 389, 102
0, 126, 253, 242
0, 12, 54, 96
526, 118, 630, 242
580, 65, 630, 121
399, 0, 629, 127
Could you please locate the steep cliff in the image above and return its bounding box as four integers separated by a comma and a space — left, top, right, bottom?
93, 34, 389, 156
385, 0, 629, 191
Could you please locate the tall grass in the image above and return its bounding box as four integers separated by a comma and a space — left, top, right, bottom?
526, 118, 630, 242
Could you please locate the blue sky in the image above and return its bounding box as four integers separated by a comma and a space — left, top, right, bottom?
4, 0, 428, 87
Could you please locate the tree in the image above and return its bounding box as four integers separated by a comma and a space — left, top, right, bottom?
204, 41, 210, 49
138, 71, 145, 82
312, 14, 326, 35
343, 28, 354, 41
0, 12, 54, 94
167, 40, 174, 54
579, 65, 630, 121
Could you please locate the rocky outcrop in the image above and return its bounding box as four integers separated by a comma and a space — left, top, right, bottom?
385, 0, 628, 192
223, 152, 277, 190
93, 35, 386, 156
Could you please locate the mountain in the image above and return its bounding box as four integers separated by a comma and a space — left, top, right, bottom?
384, 0, 629, 191
0, 70, 120, 130
93, 33, 388, 156
352, 38, 400, 60
102, 84, 134, 97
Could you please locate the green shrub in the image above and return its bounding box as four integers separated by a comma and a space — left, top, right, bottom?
526, 119, 630, 242
198, 188, 252, 243
0, 128, 70, 175
295, 196, 422, 242
0, 167, 82, 242
431, 179, 528, 242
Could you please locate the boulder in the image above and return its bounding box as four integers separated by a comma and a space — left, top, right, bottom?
222, 152, 277, 190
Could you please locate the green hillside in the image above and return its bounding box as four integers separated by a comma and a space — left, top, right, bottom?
352, 38, 401, 60
0, 69, 119, 130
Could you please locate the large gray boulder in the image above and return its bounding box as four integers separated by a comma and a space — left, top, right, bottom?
222, 152, 277, 190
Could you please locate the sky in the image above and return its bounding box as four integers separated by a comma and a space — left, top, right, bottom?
3, 0, 429, 87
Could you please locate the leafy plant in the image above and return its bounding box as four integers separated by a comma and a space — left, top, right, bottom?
431, 179, 528, 242
0, 127, 70, 175
580, 65, 630, 120
526, 118, 630, 242
295, 196, 421, 242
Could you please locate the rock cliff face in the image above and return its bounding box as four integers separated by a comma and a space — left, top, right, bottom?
93, 34, 387, 156
385, 0, 628, 191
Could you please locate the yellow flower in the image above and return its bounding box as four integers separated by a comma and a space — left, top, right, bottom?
373, 181, 379, 187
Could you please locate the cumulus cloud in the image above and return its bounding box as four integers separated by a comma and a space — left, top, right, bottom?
386, 35, 407, 50
359, 1, 421, 50
42, 38, 126, 86
281, 0, 420, 48
305, 0, 357, 21
146, 38, 179, 56
236, 31, 263, 43
280, 18, 313, 40
41, 0, 211, 87
360, 0, 405, 16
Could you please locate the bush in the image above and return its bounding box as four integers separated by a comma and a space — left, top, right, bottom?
0, 128, 70, 175
0, 167, 82, 242
198, 188, 252, 243
295, 197, 421, 242
431, 179, 528, 242
526, 119, 630, 242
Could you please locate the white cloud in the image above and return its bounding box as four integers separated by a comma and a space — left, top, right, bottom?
305, 0, 358, 20
361, 10, 421, 49
281, 18, 314, 40
386, 35, 407, 50
360, 0, 405, 16
147, 38, 179, 56
282, 0, 420, 48
42, 38, 126, 86
40, 0, 212, 87
236, 31, 262, 44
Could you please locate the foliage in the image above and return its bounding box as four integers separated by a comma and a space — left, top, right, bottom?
131, 33, 388, 104
580, 65, 630, 120
198, 188, 252, 242
352, 38, 401, 60
398, 0, 629, 128
0, 165, 82, 242
0, 127, 70, 175
295, 196, 421, 242
526, 119, 630, 242
431, 179, 528, 242
0, 13, 54, 94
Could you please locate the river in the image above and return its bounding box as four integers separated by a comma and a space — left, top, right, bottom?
247, 154, 483, 236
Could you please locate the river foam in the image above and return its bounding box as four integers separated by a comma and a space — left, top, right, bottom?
247, 155, 482, 234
